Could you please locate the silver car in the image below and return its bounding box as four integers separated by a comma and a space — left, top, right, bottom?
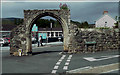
0, 38, 9, 47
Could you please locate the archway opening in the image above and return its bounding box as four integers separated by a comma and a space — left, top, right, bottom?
29, 13, 65, 54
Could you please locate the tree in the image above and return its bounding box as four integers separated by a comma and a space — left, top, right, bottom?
34, 19, 61, 28
114, 16, 120, 28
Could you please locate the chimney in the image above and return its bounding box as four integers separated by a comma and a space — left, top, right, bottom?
103, 11, 108, 15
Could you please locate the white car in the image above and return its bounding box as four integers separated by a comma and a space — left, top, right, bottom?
32, 37, 37, 43
0, 38, 9, 47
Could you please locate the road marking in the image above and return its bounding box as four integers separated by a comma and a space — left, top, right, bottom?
63, 66, 68, 70
67, 59, 70, 62
102, 69, 119, 73
63, 55, 73, 70
56, 62, 61, 65
66, 66, 92, 73
60, 57, 65, 60
51, 70, 57, 73
54, 66, 59, 69
69, 55, 72, 57
84, 55, 120, 62
67, 63, 119, 73
62, 55, 66, 57
84, 57, 96, 61
65, 62, 69, 65
59, 52, 62, 54
68, 55, 72, 59
51, 55, 66, 73
58, 59, 63, 62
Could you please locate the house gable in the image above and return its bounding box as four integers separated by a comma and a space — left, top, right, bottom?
95, 14, 116, 28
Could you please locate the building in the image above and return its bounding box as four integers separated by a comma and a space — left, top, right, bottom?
1, 25, 63, 39
95, 11, 116, 28
32, 28, 63, 42
38, 28, 63, 38
32, 24, 63, 39
0, 24, 17, 38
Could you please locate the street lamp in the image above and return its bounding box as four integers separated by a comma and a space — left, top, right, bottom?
50, 23, 52, 38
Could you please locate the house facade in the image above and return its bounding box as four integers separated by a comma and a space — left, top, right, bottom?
1, 24, 63, 42
95, 11, 116, 28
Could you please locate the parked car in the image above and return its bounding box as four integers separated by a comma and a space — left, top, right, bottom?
32, 37, 37, 43
4, 37, 10, 43
0, 38, 9, 47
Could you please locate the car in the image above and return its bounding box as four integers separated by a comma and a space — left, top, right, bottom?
4, 37, 10, 43
32, 37, 37, 43
0, 38, 9, 47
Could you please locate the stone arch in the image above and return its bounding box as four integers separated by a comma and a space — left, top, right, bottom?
10, 9, 71, 56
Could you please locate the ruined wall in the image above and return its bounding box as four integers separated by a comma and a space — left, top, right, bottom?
68, 25, 120, 53
10, 25, 28, 56
10, 9, 71, 56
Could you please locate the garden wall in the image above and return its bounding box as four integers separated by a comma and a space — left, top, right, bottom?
68, 27, 120, 53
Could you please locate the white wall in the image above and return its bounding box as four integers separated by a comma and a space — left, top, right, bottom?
95, 15, 116, 28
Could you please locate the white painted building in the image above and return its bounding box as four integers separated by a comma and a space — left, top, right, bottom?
95, 11, 116, 28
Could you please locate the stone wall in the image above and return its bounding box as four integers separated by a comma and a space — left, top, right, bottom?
10, 9, 71, 56
10, 25, 28, 56
68, 26, 120, 53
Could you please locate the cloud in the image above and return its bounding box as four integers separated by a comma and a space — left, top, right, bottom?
2, 0, 119, 2
1, 2, 119, 24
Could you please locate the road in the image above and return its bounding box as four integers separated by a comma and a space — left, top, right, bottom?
1, 44, 120, 74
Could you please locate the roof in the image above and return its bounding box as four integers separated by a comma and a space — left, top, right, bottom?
38, 28, 63, 31
96, 14, 116, 22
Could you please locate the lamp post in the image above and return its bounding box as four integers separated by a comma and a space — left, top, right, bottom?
50, 23, 52, 38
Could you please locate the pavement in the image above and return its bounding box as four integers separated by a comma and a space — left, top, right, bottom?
1, 41, 63, 52
32, 41, 63, 48
1, 43, 120, 74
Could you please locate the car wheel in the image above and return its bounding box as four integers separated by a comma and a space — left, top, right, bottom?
0, 44, 3, 47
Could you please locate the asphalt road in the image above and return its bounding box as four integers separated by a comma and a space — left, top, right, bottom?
1, 45, 120, 74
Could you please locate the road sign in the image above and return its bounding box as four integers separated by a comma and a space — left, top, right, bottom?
32, 24, 38, 32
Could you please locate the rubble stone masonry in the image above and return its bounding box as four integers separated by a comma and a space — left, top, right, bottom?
68, 25, 120, 53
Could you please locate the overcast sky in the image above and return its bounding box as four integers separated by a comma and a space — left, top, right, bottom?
1, 1, 119, 24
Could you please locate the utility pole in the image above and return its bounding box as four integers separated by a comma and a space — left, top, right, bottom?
50, 23, 52, 38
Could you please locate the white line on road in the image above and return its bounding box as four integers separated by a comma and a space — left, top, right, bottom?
62, 55, 66, 57
69, 55, 72, 57
84, 55, 120, 62
67, 59, 71, 62
67, 63, 119, 73
56, 62, 61, 65
59, 52, 62, 54
63, 55, 72, 70
66, 66, 92, 73
58, 59, 63, 62
60, 57, 65, 60
65, 62, 69, 65
51, 55, 66, 73
51, 70, 57, 73
54, 66, 59, 69
102, 69, 119, 73
63, 66, 68, 70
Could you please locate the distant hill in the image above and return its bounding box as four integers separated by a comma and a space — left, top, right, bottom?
2, 17, 23, 25
4, 17, 23, 21
2, 17, 95, 31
